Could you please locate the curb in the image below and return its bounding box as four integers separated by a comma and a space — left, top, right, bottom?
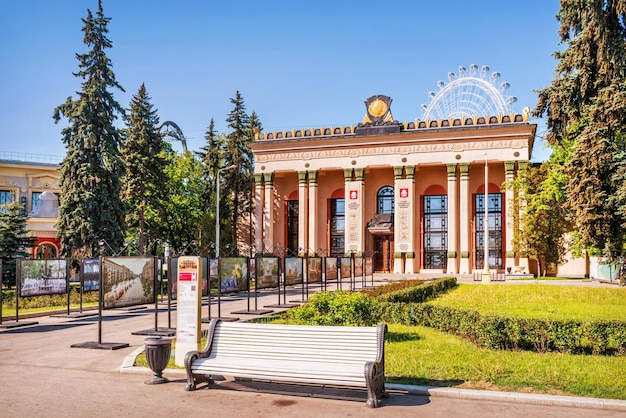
122, 348, 626, 412
386, 384, 626, 412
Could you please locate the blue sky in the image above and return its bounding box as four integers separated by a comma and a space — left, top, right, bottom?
0, 0, 561, 162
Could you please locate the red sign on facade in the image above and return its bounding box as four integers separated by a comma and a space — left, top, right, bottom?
349, 190, 358, 200
400, 188, 409, 198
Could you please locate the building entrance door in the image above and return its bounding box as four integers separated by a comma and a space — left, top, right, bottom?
374, 235, 393, 273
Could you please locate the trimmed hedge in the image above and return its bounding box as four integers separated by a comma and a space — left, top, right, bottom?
370, 277, 457, 304
377, 302, 626, 355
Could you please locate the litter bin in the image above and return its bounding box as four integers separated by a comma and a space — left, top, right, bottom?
144, 337, 172, 384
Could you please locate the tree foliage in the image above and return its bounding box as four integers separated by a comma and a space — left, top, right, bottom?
148, 150, 204, 256
507, 155, 571, 277
221, 91, 260, 255
195, 119, 225, 255
0, 202, 36, 287
53, 0, 125, 258
121, 83, 167, 254
534, 1, 626, 261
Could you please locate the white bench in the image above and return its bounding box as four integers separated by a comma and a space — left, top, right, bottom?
184, 319, 388, 408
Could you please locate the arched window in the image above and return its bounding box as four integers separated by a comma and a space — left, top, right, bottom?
377, 186, 394, 214
36, 243, 57, 259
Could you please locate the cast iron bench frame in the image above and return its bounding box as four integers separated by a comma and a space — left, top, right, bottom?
184, 318, 388, 408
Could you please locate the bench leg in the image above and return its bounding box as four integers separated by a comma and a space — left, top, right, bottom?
185, 374, 213, 391
365, 362, 386, 408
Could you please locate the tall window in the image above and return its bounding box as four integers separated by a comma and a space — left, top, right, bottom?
0, 190, 13, 213
32, 192, 42, 212
475, 193, 503, 270
423, 195, 447, 269
286, 200, 299, 255
330, 198, 345, 256
377, 186, 394, 214
0, 190, 13, 205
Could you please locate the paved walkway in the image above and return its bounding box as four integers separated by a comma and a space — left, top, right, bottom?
1, 276, 625, 417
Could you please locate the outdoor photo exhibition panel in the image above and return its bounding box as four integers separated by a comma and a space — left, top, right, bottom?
219, 257, 248, 294
102, 256, 156, 310
19, 259, 68, 297
82, 258, 100, 292
325, 257, 338, 286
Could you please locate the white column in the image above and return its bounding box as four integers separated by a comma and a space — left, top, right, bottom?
307, 170, 318, 256
298, 171, 308, 255
482, 157, 491, 284
254, 174, 264, 254
459, 163, 470, 274
263, 172, 274, 253
518, 161, 529, 273
393, 166, 405, 274
504, 161, 516, 273
446, 164, 458, 274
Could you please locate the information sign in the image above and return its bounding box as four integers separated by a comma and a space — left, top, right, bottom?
175, 256, 202, 366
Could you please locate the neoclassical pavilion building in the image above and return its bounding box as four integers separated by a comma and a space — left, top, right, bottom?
250, 95, 536, 275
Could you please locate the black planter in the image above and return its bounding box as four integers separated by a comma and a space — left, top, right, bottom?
144, 337, 172, 384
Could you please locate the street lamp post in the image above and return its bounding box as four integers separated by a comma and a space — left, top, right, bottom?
481, 153, 491, 284
216, 165, 237, 260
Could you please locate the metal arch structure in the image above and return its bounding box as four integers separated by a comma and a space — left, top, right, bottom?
421, 64, 517, 121
157, 121, 188, 152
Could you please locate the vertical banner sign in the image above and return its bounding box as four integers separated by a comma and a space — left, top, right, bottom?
175, 256, 202, 366
345, 181, 363, 253
395, 179, 414, 251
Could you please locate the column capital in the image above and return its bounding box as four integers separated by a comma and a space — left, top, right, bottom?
393, 166, 404, 179
447, 163, 457, 178
518, 160, 529, 171
343, 168, 354, 181
254, 173, 264, 184
308, 170, 318, 184
354, 168, 364, 182
263, 172, 274, 185
460, 162, 470, 177
405, 165, 416, 179
504, 160, 516, 175
298, 171, 308, 184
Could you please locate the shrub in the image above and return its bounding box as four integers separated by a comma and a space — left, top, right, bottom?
373, 277, 457, 303
286, 290, 378, 326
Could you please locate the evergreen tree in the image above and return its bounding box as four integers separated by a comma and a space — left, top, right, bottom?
223, 91, 255, 252
53, 0, 125, 258
121, 83, 167, 255
196, 119, 225, 255
0, 202, 36, 288
534, 1, 626, 260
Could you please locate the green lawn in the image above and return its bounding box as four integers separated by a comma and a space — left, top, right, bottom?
386, 323, 626, 400
426, 283, 626, 320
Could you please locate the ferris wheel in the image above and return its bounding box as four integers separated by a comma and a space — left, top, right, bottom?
421, 64, 517, 121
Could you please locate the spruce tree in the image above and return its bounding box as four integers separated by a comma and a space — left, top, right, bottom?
53, 0, 126, 258
196, 118, 224, 255
534, 1, 626, 260
223, 91, 255, 251
0, 202, 36, 288
121, 83, 167, 255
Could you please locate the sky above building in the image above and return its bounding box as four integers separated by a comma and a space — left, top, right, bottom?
1, 0, 560, 162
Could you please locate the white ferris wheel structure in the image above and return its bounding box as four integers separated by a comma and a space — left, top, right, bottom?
421, 64, 517, 121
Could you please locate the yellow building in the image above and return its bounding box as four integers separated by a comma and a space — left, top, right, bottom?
0, 153, 61, 258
